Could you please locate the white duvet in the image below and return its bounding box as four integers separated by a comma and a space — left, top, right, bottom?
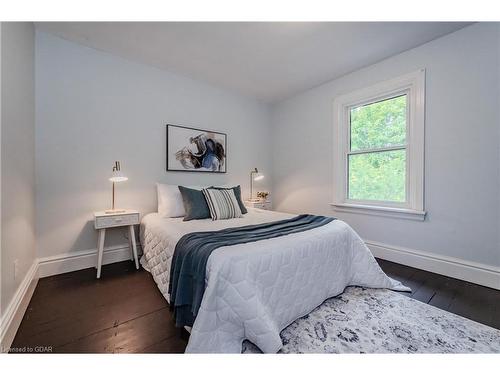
140, 208, 409, 353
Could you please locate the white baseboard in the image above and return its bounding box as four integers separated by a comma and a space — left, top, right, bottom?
0, 261, 39, 352
38, 243, 141, 278
366, 240, 500, 290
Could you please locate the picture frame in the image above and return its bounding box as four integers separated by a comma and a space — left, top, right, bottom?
166, 124, 227, 173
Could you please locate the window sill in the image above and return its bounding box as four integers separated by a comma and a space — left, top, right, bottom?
330, 203, 426, 221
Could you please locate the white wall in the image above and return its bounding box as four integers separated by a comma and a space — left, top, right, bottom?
35, 31, 271, 259
1, 23, 36, 317
271, 23, 500, 268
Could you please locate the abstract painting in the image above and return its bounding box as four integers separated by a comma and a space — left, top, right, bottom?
166, 124, 227, 173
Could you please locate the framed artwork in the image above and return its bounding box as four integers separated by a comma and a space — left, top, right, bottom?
166, 124, 227, 173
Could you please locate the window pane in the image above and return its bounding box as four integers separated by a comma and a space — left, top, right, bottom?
348, 150, 406, 202
350, 95, 406, 151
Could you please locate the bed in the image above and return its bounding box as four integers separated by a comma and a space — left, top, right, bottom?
140, 207, 409, 353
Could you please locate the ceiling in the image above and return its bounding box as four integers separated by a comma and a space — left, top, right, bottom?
35, 22, 471, 103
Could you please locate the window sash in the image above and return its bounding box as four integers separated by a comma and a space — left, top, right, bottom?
348, 93, 408, 153
346, 149, 409, 207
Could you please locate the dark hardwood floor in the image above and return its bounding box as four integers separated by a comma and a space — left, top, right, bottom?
10, 258, 500, 353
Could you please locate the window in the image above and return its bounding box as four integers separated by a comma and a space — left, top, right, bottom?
332, 70, 426, 220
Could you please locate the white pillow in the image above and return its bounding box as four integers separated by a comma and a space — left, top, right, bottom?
157, 183, 206, 218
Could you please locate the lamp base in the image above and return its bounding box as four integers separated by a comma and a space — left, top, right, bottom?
247, 198, 263, 203
105, 209, 126, 214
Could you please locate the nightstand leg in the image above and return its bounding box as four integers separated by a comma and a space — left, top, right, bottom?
97, 228, 106, 279
129, 225, 139, 270
128, 235, 134, 261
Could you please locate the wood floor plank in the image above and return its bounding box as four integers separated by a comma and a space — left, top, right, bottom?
447, 282, 497, 328
396, 268, 427, 297
427, 277, 463, 311
410, 272, 451, 304
13, 288, 168, 348
56, 308, 182, 353
23, 270, 153, 326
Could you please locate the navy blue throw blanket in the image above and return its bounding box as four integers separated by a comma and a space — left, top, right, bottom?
168, 214, 335, 327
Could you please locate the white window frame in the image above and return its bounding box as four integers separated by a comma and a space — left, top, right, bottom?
331, 70, 426, 221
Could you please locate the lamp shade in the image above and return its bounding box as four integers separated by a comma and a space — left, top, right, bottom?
109, 170, 128, 182
253, 174, 264, 181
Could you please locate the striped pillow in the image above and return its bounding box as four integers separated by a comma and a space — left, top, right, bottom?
202, 188, 243, 220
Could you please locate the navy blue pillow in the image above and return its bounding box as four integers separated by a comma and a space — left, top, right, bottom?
210, 185, 248, 214
178, 186, 211, 221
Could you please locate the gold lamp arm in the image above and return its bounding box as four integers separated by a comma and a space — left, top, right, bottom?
250, 168, 258, 200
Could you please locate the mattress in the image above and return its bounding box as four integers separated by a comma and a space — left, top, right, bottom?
140, 208, 409, 353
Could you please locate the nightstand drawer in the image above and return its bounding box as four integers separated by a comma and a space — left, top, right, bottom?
95, 213, 139, 229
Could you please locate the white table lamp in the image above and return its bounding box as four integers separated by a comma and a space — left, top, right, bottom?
106, 161, 128, 213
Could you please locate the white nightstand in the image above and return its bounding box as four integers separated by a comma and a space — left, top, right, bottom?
245, 200, 272, 211
94, 209, 140, 278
